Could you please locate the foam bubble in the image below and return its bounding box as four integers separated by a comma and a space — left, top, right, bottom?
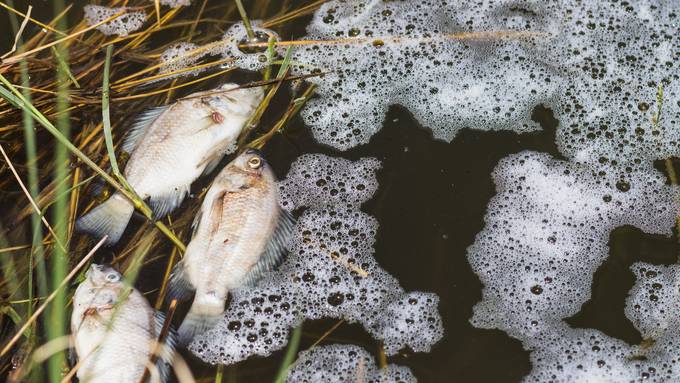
189, 154, 443, 364
159, 42, 206, 78
215, 22, 281, 72
467, 151, 679, 381
218, 0, 678, 160
159, 0, 191, 7
289, 0, 556, 149
278, 154, 381, 210
83, 5, 146, 37
286, 344, 416, 383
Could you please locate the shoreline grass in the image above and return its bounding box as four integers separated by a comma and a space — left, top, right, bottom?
0, 1, 321, 380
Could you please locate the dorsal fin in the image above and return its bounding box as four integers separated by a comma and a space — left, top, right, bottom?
122, 106, 169, 154
152, 310, 177, 383
241, 209, 296, 287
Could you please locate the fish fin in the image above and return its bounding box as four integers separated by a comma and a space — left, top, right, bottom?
201, 155, 224, 177
197, 147, 227, 175
75, 192, 134, 245
166, 261, 195, 303
190, 208, 202, 238
122, 106, 169, 153
242, 209, 296, 287
149, 184, 190, 218
152, 310, 177, 383
207, 190, 227, 236
68, 346, 77, 368
177, 302, 223, 346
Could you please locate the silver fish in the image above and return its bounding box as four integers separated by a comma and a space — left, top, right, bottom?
167, 150, 295, 344
71, 264, 176, 383
76, 84, 263, 245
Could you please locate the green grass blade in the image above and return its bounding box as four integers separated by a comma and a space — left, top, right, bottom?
215, 365, 225, 383
50, 46, 80, 88
263, 35, 276, 82
102, 45, 119, 175
275, 46, 294, 79
234, 0, 255, 40
273, 324, 303, 383
0, 85, 23, 108
46, 1, 71, 378
5, 4, 49, 379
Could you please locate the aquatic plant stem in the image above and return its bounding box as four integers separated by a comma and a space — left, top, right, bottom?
273, 324, 303, 383
215, 365, 224, 383
47, 2, 71, 378
6, 0, 48, 325
234, 0, 255, 40
250, 84, 316, 149
102, 45, 119, 175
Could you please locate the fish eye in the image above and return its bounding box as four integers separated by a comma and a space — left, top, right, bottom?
105, 273, 120, 282
247, 156, 262, 169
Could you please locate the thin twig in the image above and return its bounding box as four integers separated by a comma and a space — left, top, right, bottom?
0, 143, 67, 253
0, 2, 66, 37
138, 299, 178, 383
1, 5, 32, 59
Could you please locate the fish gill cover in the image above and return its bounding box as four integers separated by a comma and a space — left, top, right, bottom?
189, 154, 444, 366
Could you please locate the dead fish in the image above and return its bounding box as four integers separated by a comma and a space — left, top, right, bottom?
76, 84, 264, 245
167, 150, 295, 345
71, 264, 177, 383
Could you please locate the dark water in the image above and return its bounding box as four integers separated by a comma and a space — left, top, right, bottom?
2, 1, 677, 382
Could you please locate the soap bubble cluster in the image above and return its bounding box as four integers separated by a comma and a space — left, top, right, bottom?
158, 42, 204, 77
189, 154, 443, 365
286, 344, 416, 383
467, 151, 680, 382
222, 0, 679, 160
291, 0, 557, 149
83, 5, 146, 37
214, 22, 281, 72
278, 154, 381, 210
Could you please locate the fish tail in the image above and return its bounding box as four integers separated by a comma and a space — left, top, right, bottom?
75, 192, 134, 245
178, 301, 223, 346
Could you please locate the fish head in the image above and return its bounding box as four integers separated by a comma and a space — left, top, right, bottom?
199, 83, 264, 117
73, 265, 124, 326
86, 263, 124, 288
223, 149, 276, 187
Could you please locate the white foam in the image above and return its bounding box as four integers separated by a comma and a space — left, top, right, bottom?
158, 42, 206, 78
215, 22, 281, 72
286, 344, 416, 383
288, 0, 556, 149
159, 0, 191, 7
467, 151, 679, 382
83, 5, 146, 37
189, 154, 443, 364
